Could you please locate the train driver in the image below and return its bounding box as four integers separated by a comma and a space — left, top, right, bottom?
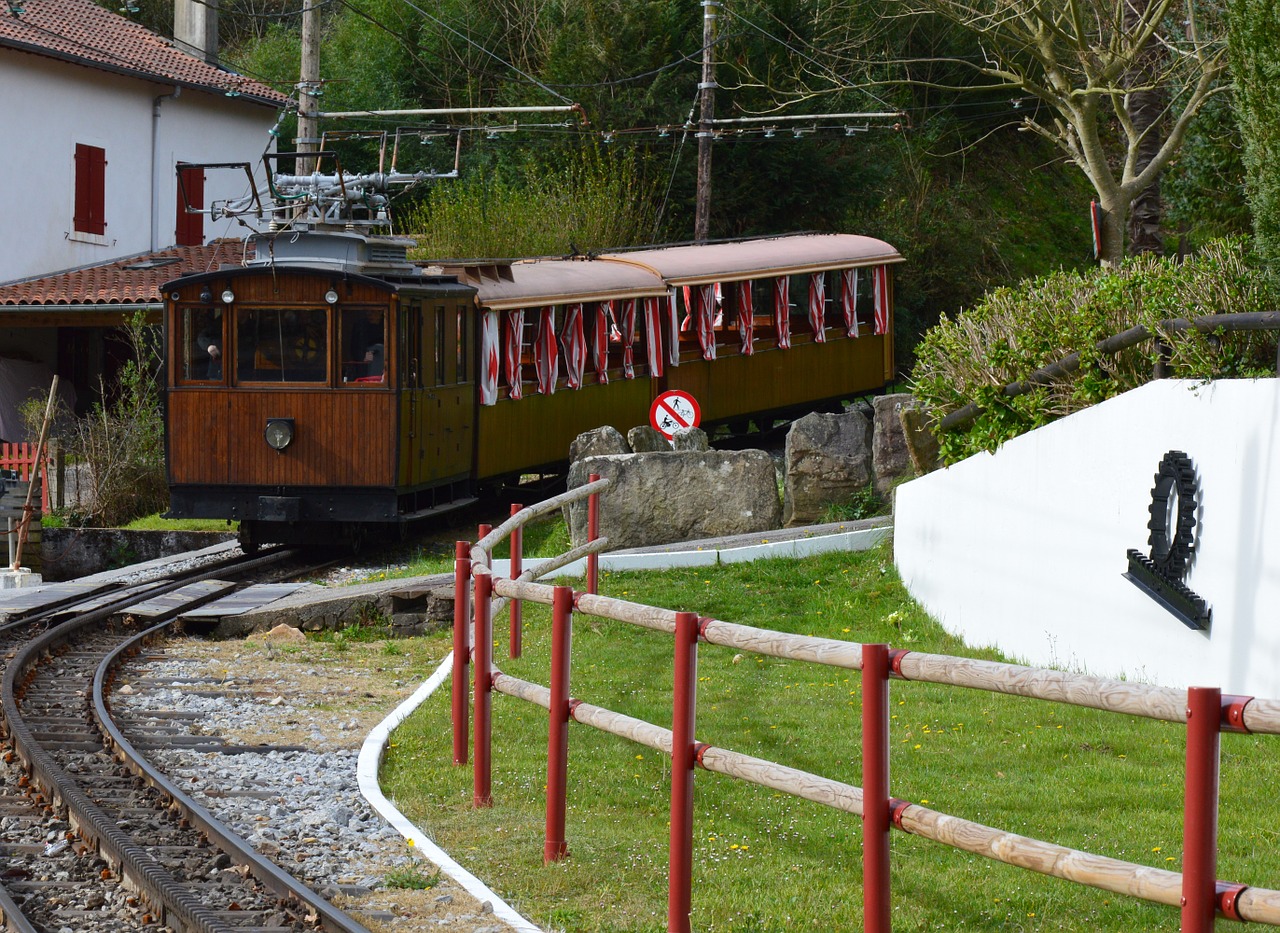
193, 308, 223, 380
344, 308, 385, 381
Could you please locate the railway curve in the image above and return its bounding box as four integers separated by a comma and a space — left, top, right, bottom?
0, 551, 378, 933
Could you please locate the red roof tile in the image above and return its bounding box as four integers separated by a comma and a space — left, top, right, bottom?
0, 240, 254, 306
0, 0, 287, 106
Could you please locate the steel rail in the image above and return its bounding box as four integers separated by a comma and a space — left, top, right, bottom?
93, 617, 376, 933
0, 547, 370, 933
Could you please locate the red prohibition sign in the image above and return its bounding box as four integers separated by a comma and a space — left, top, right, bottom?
649, 389, 702, 439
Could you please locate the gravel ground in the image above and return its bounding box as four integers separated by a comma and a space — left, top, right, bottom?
113, 635, 522, 933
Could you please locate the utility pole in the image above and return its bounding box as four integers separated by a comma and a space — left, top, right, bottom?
694, 0, 719, 242
297, 0, 321, 178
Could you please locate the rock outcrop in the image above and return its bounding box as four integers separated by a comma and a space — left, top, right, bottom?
566, 450, 781, 549
626, 425, 671, 453
781, 409, 873, 526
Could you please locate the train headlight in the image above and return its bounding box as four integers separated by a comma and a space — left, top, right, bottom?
264, 418, 295, 452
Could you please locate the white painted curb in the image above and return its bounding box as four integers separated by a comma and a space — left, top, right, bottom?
357, 524, 890, 931
357, 654, 545, 932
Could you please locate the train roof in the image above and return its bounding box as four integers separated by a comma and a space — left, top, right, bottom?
455, 258, 669, 312
602, 233, 903, 287
459, 233, 902, 310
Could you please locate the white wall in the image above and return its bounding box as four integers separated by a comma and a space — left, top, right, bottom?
0, 54, 275, 283
894, 378, 1280, 697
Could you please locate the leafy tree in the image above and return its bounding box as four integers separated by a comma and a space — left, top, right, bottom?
1225, 0, 1280, 266
867, 0, 1229, 265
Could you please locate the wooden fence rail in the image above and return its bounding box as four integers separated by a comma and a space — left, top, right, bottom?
457, 487, 1280, 932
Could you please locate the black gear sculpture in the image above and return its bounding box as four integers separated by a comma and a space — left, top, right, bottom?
1146, 450, 1198, 580
1124, 450, 1210, 630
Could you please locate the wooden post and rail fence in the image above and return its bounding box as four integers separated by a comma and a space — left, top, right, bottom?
447, 480, 1280, 932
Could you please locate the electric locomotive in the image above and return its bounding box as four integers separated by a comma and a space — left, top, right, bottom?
164, 227, 902, 549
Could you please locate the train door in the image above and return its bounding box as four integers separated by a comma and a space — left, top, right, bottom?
408, 298, 474, 485
398, 301, 424, 486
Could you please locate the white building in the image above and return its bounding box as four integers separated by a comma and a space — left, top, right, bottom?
0, 0, 286, 441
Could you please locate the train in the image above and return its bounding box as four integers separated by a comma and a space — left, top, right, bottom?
163, 229, 903, 548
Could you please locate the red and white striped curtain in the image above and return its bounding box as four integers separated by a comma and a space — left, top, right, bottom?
680, 286, 693, 332
479, 309, 500, 406
504, 308, 525, 400
773, 276, 791, 350
873, 265, 890, 336
840, 269, 859, 337
535, 307, 558, 395
643, 296, 663, 377
590, 303, 609, 385
666, 289, 681, 367
735, 281, 754, 356
619, 298, 638, 378
561, 303, 586, 389
808, 273, 826, 344
695, 283, 717, 361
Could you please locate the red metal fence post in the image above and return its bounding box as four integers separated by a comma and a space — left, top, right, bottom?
473, 569, 494, 808
545, 585, 574, 863
1182, 686, 1222, 933
452, 541, 472, 766
510, 503, 523, 658
862, 643, 891, 933
587, 473, 600, 595
668, 611, 698, 933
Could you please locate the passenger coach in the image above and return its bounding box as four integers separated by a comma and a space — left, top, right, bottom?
164, 230, 902, 548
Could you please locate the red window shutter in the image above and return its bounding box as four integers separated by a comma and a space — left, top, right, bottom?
175, 165, 205, 246
74, 144, 106, 235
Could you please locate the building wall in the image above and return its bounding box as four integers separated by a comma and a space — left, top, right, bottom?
894, 378, 1280, 697
0, 53, 276, 284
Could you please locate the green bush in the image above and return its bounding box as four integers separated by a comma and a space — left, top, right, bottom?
54, 313, 168, 527
911, 238, 1280, 464
402, 143, 659, 258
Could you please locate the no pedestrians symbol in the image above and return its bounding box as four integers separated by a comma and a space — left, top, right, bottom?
649, 390, 701, 440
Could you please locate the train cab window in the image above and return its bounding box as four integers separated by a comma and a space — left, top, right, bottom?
178, 306, 225, 383
234, 308, 328, 384
341, 308, 386, 384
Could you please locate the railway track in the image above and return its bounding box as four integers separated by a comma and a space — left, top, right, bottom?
0, 549, 379, 932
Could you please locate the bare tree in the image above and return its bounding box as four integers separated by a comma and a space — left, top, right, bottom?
888, 0, 1228, 265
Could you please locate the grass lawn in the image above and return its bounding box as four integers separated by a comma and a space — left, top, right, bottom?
380, 543, 1280, 932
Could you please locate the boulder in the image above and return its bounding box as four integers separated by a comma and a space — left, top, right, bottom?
782, 409, 873, 526
247, 622, 307, 644
627, 425, 671, 452
871, 393, 921, 496
899, 406, 942, 476
569, 425, 630, 462
565, 450, 781, 549
670, 426, 709, 451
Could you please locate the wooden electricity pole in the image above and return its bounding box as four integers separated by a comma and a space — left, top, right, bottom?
297, 0, 321, 177
694, 0, 719, 242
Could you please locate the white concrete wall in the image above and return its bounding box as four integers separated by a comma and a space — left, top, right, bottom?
0, 54, 275, 283
894, 378, 1280, 697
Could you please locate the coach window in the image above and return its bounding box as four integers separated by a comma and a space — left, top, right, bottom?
433, 306, 447, 385
456, 304, 470, 383
235, 308, 328, 384
341, 307, 386, 384
176, 306, 225, 384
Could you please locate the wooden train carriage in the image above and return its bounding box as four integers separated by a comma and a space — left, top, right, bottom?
163, 233, 479, 543
463, 233, 903, 482
163, 230, 901, 545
